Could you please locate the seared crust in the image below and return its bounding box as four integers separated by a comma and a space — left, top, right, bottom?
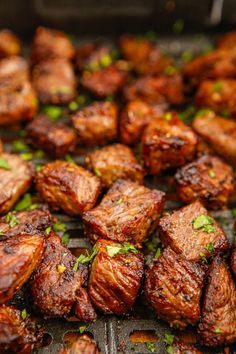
0, 30, 21, 58
0, 305, 43, 354
142, 114, 197, 174
26, 115, 77, 157
30, 232, 96, 321
35, 161, 101, 216
198, 256, 236, 346
192, 111, 236, 165
124, 75, 184, 105
159, 201, 229, 261
88, 239, 144, 314
231, 248, 236, 277
144, 247, 205, 329
83, 179, 165, 245
60, 334, 100, 354
0, 153, 33, 214
175, 155, 234, 209
72, 101, 118, 146
85, 143, 145, 188
0, 233, 45, 305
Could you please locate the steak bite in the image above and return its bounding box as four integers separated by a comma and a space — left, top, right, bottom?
31, 26, 75, 64
175, 155, 234, 209
0, 56, 29, 83
120, 100, 166, 146
26, 115, 77, 157
142, 113, 197, 174
144, 247, 205, 329
0, 305, 43, 354
124, 74, 184, 105
192, 111, 236, 165
83, 179, 165, 245
231, 247, 236, 277
35, 160, 101, 216
0, 153, 33, 214
60, 334, 100, 354
32, 59, 76, 105
0, 30, 21, 58
0, 233, 45, 305
159, 201, 229, 262
198, 256, 236, 346
30, 232, 96, 321
72, 101, 118, 146
81, 64, 128, 98
88, 239, 144, 315
85, 144, 145, 188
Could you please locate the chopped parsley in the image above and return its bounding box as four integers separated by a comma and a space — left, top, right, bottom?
172, 19, 184, 34
199, 253, 208, 264
208, 170, 216, 178
106, 95, 114, 102
21, 309, 28, 320
146, 342, 156, 352
61, 233, 70, 245
214, 327, 222, 334
164, 65, 178, 75
193, 215, 215, 233
94, 168, 101, 177
12, 140, 30, 152
164, 112, 173, 121
68, 101, 79, 111
164, 333, 174, 354
205, 242, 215, 253
196, 108, 213, 117
79, 325, 87, 334
155, 247, 162, 259
100, 54, 112, 67
14, 194, 38, 212
106, 243, 138, 257
73, 246, 98, 271
213, 81, 223, 93
0, 157, 11, 170
181, 50, 193, 63
115, 198, 123, 204
43, 105, 62, 121
34, 150, 44, 159
65, 154, 75, 163
45, 226, 52, 236
5, 213, 19, 228
53, 222, 67, 232
20, 152, 33, 161
35, 164, 42, 172
0, 230, 4, 236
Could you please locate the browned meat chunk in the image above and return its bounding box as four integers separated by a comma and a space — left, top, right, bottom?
30, 232, 96, 321
60, 334, 100, 354
76, 42, 114, 71
0, 305, 43, 354
83, 179, 165, 245
85, 144, 145, 188
119, 34, 173, 75
192, 111, 236, 165
159, 200, 229, 261
0, 233, 45, 305
0, 56, 28, 83
198, 256, 236, 346
144, 247, 205, 329
0, 207, 52, 239
195, 79, 236, 118
31, 26, 75, 64
175, 155, 234, 209
26, 115, 77, 157
0, 153, 33, 214
32, 59, 76, 104
142, 113, 197, 174
124, 75, 184, 105
88, 239, 144, 314
171, 340, 202, 354
217, 31, 236, 50
36, 161, 101, 215
72, 101, 118, 146
81, 64, 128, 98
0, 30, 21, 58
120, 100, 166, 145
231, 248, 236, 277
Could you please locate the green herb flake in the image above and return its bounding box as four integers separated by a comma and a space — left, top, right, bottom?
213, 81, 223, 93
208, 170, 216, 178
199, 253, 208, 264
21, 309, 28, 320
20, 153, 33, 161
34, 150, 45, 159
68, 101, 79, 111
181, 50, 193, 63
146, 342, 156, 353
106, 243, 138, 258
5, 213, 19, 228
155, 247, 161, 259
214, 327, 222, 334
73, 246, 98, 271
100, 54, 112, 67
196, 109, 213, 117
94, 168, 101, 177
205, 242, 215, 253
106, 95, 114, 102
0, 157, 11, 170
35, 164, 42, 172
193, 214, 215, 233
116, 198, 123, 204
164, 112, 173, 121
164, 65, 178, 75
106, 245, 122, 257
164, 333, 174, 346
12, 140, 30, 152
14, 193, 34, 211
232, 208, 236, 217
50, 86, 72, 94
65, 154, 75, 163
76, 95, 87, 106
45, 226, 52, 236
145, 30, 157, 41
43, 105, 62, 121
166, 346, 174, 354
172, 19, 184, 34
0, 230, 4, 236
79, 325, 87, 334
146, 241, 156, 252
53, 222, 67, 232
61, 232, 70, 245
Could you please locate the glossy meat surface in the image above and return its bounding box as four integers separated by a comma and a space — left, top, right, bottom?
26, 115, 77, 157
142, 114, 197, 174
0, 30, 21, 58
0, 153, 33, 214
175, 155, 234, 209
83, 179, 165, 245
36, 161, 101, 215
88, 239, 144, 314
85, 143, 144, 188
0, 233, 45, 305
60, 334, 100, 354
159, 201, 229, 261
72, 101, 118, 146
198, 256, 236, 346
144, 247, 205, 329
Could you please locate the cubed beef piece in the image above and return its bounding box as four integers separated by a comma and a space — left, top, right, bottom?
0, 30, 21, 58
83, 179, 165, 246
60, 334, 100, 354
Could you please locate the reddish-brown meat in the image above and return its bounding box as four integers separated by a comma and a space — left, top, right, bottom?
83, 179, 165, 246
217, 31, 236, 50
0, 153, 33, 214
60, 334, 100, 354
0, 305, 43, 354
171, 340, 202, 354
72, 101, 118, 146
159, 201, 229, 261
32, 59, 76, 104
30, 232, 96, 321
142, 113, 197, 174
85, 144, 145, 188
35, 161, 101, 216
0, 233, 45, 305
0, 30, 21, 58
26, 115, 77, 157
120, 100, 166, 145
81, 64, 128, 98
144, 247, 205, 329
88, 239, 144, 314
231, 248, 236, 277
192, 111, 236, 165
0, 56, 28, 83
124, 75, 184, 105
198, 256, 236, 346
175, 155, 234, 209
31, 26, 75, 64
